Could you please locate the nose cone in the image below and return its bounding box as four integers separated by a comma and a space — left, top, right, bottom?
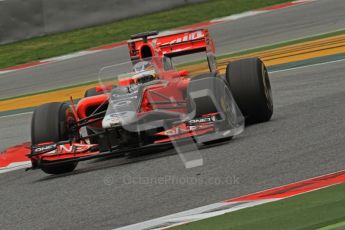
102, 111, 137, 128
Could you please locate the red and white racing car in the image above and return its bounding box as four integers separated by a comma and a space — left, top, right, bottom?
29, 29, 273, 174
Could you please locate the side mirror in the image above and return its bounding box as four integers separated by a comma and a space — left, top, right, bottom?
118, 78, 135, 86
178, 69, 189, 77
96, 84, 112, 92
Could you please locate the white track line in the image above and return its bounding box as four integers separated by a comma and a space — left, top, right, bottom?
211, 11, 264, 23
114, 199, 278, 230
45, 50, 102, 62
269, 58, 345, 74
0, 111, 33, 119
0, 161, 31, 174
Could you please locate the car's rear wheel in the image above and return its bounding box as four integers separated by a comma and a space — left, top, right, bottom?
225, 57, 273, 124
84, 87, 103, 98
31, 102, 78, 174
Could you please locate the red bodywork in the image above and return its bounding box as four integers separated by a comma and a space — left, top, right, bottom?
77, 28, 215, 124
32, 29, 218, 163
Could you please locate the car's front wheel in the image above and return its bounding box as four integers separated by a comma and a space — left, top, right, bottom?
31, 102, 78, 174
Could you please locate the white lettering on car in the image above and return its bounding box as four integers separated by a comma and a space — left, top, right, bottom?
159, 31, 204, 46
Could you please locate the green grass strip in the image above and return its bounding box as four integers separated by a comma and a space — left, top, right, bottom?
173, 183, 345, 230
0, 0, 292, 69
317, 220, 345, 230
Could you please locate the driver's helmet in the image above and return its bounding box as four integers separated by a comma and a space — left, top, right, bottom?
133, 61, 153, 73
132, 61, 158, 84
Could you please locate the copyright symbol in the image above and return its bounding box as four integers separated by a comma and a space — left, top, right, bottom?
103, 175, 113, 186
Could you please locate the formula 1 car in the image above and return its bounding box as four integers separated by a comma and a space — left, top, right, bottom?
28, 29, 273, 174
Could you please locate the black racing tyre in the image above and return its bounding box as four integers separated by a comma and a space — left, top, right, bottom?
31, 102, 78, 174
84, 87, 102, 144
84, 87, 103, 98
225, 57, 273, 124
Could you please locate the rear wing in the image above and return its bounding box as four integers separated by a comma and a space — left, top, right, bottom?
127, 29, 215, 61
